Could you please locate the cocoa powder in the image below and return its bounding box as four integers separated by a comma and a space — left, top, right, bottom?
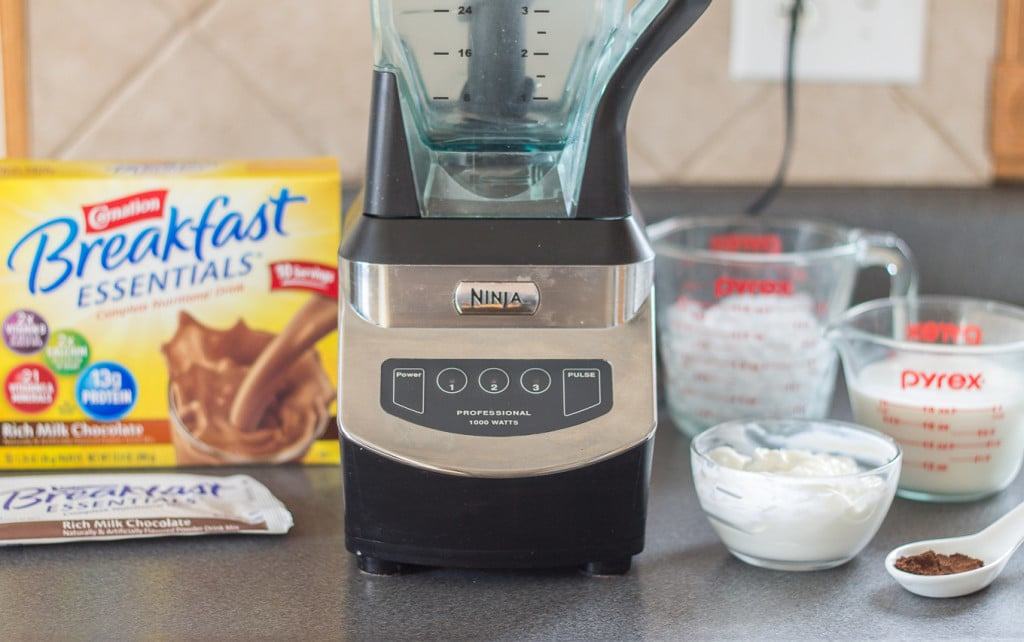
894, 550, 984, 576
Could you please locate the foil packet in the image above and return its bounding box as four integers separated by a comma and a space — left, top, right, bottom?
0, 473, 293, 545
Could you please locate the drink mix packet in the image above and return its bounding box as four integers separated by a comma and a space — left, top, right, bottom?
0, 473, 293, 545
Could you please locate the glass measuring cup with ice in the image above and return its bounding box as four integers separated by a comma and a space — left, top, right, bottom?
649, 217, 917, 437
830, 297, 1024, 502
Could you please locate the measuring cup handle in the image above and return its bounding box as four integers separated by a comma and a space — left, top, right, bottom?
857, 231, 919, 297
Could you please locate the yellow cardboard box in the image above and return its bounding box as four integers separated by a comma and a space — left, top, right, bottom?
0, 159, 341, 469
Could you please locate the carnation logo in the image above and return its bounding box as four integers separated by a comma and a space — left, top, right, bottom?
270, 260, 338, 298
82, 189, 168, 234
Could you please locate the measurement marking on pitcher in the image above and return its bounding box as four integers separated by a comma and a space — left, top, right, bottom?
877, 400, 1005, 416
950, 455, 994, 464
899, 439, 1002, 451
905, 461, 950, 472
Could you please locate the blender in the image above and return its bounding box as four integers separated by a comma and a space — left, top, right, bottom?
339, 0, 711, 575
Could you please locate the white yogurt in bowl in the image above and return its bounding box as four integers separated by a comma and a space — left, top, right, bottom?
691, 420, 902, 571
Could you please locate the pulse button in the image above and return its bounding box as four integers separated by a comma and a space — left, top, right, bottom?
563, 368, 602, 416
478, 368, 510, 394
520, 369, 552, 395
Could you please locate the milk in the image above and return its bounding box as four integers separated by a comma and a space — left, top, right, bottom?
848, 355, 1024, 498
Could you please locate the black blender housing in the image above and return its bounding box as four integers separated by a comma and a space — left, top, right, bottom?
343, 0, 712, 266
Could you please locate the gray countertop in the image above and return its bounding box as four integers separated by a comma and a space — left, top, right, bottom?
3, 188, 1024, 641
3, 405, 1022, 641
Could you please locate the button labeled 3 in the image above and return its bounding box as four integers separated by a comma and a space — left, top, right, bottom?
520, 368, 552, 395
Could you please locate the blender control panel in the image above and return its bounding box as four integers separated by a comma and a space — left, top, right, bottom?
380, 359, 613, 437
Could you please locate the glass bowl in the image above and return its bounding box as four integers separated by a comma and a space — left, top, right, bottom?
691, 419, 902, 571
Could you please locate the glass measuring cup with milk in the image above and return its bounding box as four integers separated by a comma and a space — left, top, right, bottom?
830, 297, 1024, 502
649, 217, 917, 437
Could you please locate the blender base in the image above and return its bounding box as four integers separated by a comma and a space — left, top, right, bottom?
341, 436, 652, 575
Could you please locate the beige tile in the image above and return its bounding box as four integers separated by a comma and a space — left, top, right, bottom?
897, 0, 999, 176
28, 0, 177, 156
64, 34, 312, 160
27, 0, 1000, 186
197, 0, 372, 180
153, 0, 215, 21
683, 84, 982, 185
628, 142, 672, 185
627, 0, 763, 183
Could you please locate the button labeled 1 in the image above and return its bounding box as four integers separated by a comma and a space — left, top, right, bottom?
393, 368, 425, 414
436, 368, 468, 394
563, 368, 601, 416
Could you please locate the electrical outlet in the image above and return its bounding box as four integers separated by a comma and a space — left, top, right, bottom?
730, 0, 928, 84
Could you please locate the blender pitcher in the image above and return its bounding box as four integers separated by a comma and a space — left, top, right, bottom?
370, 0, 705, 218
649, 217, 917, 437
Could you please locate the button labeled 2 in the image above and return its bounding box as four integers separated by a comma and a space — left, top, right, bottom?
478, 368, 510, 394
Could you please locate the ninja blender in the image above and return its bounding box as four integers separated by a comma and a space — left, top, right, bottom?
339, 0, 711, 575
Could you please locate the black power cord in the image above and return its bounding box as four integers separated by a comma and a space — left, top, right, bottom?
746, 0, 805, 216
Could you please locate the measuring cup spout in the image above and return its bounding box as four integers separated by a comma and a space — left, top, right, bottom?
824, 323, 856, 360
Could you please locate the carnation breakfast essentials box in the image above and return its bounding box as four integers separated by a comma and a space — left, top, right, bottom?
0, 159, 341, 469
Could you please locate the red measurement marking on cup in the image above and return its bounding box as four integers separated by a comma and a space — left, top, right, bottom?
904, 461, 950, 472
672, 352, 828, 371
950, 454, 994, 464
906, 322, 984, 345
877, 400, 1005, 417
668, 323, 818, 344
886, 419, 998, 437
708, 233, 783, 253
677, 389, 760, 406
676, 388, 809, 415
899, 439, 1002, 451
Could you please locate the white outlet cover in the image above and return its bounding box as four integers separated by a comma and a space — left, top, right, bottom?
730, 0, 928, 84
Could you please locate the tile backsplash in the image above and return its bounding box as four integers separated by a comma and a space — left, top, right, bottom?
28, 0, 998, 185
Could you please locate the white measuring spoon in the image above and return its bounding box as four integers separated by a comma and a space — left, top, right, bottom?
885, 501, 1024, 598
